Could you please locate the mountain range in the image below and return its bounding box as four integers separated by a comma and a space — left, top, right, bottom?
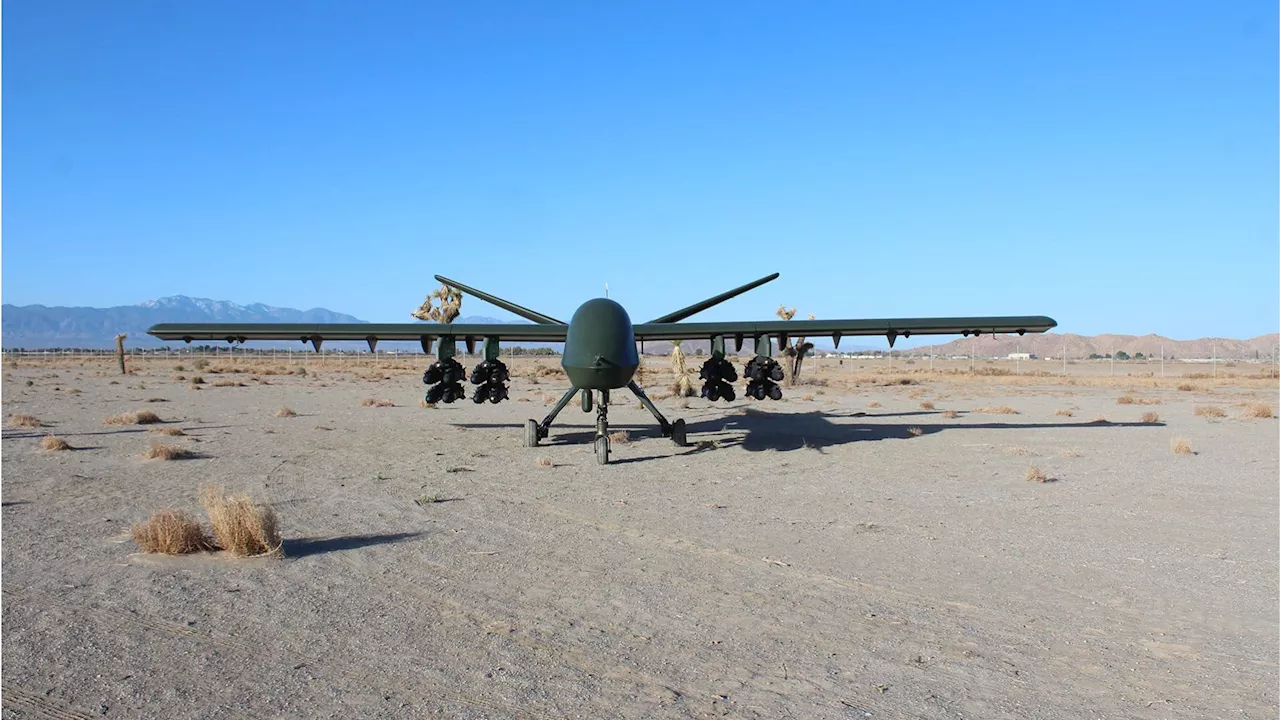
1, 296, 1275, 359
0, 295, 511, 349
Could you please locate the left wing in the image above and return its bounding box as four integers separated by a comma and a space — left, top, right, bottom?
633, 316, 1056, 348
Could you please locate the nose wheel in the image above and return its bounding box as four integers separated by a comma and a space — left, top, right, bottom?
593, 390, 611, 465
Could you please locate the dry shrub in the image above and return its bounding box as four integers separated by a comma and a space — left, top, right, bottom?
153, 427, 186, 436
131, 510, 213, 555
919, 401, 935, 410
198, 485, 282, 557
536, 456, 554, 468
1116, 395, 1135, 405
40, 435, 71, 451
1058, 448, 1082, 458
420, 398, 437, 409
1171, 437, 1193, 456
104, 410, 162, 425
1176, 383, 1196, 392
212, 379, 246, 388
360, 398, 394, 407
907, 427, 923, 437
941, 410, 958, 419
190, 375, 205, 384
9, 414, 41, 428
801, 394, 814, 402
866, 401, 882, 408
1088, 415, 1110, 424
1242, 404, 1274, 419
144, 397, 168, 403
1004, 446, 1036, 457
1135, 398, 1161, 405
1054, 409, 1074, 417
608, 430, 631, 444
1140, 411, 1160, 423
669, 380, 696, 398
1025, 466, 1051, 483
143, 442, 194, 460
1193, 406, 1225, 419
975, 405, 1018, 415
275, 407, 298, 418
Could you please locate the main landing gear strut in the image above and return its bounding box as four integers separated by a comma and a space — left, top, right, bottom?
524, 382, 686, 465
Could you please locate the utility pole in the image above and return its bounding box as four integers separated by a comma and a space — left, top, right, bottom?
1061, 335, 1066, 376
971, 337, 976, 374
1161, 345, 1164, 378
1110, 346, 1114, 376
929, 345, 933, 371
1212, 344, 1217, 378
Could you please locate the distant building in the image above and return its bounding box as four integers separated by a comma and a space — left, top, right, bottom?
1008, 352, 1036, 360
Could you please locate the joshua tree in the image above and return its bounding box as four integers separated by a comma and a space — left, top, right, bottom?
115, 334, 127, 375
412, 284, 463, 324
775, 307, 815, 386
669, 340, 695, 397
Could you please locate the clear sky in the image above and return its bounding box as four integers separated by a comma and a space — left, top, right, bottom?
4, 1, 1277, 340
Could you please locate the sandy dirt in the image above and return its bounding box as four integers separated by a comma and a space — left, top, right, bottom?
2, 357, 1276, 719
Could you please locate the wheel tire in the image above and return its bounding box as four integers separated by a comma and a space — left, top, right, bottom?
670, 418, 687, 447
594, 436, 610, 465
524, 419, 540, 447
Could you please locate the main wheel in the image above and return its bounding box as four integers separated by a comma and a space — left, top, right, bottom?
524, 419, 540, 447
594, 436, 610, 465
670, 418, 687, 447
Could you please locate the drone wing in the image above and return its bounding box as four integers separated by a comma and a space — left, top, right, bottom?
633, 315, 1056, 348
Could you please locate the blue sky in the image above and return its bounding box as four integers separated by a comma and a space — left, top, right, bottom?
4, 1, 1277, 340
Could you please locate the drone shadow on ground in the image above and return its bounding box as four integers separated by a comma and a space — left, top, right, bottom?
284, 532, 424, 559
454, 408, 1160, 457
685, 409, 1158, 453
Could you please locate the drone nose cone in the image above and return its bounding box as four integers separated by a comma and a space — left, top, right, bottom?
563, 299, 638, 390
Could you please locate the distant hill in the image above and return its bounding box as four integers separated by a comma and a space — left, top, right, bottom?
923, 332, 1279, 361
1, 296, 367, 349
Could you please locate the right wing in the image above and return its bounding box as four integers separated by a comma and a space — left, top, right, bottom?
146, 322, 567, 351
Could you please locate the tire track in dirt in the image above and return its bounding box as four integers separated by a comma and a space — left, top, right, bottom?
410, 478, 1240, 717
0, 684, 96, 720
2, 585, 545, 720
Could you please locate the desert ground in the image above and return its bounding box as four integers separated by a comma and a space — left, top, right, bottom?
2, 354, 1276, 719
